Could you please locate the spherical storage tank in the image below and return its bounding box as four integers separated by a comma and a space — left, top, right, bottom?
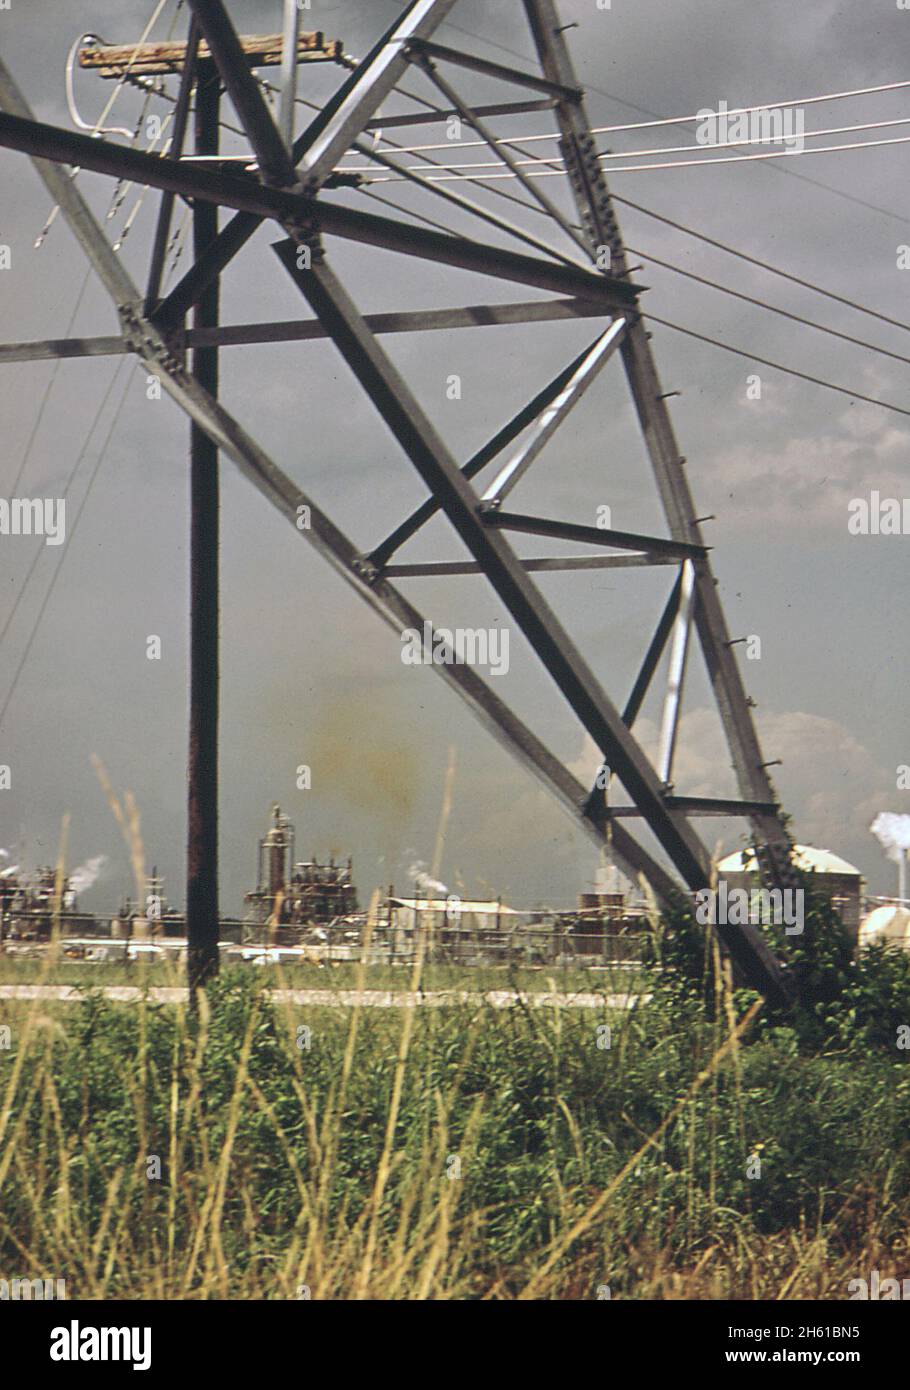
859, 904, 910, 951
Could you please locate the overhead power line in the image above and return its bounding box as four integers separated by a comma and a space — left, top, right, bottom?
412, 2, 910, 226
348, 12, 910, 376
352, 115, 910, 171
644, 313, 910, 418
612, 194, 910, 335
349, 111, 910, 360
348, 26, 910, 347
351, 121, 910, 366
359, 76, 910, 153
0, 362, 132, 730
6, 266, 93, 498
358, 132, 910, 181
374, 7, 910, 419
295, 16, 910, 408
589, 78, 910, 135
342, 114, 910, 173
628, 245, 910, 366
262, 75, 553, 224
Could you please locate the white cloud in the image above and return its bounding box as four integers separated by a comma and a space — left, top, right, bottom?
702, 389, 910, 533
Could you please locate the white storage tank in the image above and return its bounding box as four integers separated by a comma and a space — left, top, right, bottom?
715, 845, 863, 944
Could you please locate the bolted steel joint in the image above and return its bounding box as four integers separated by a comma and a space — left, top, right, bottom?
119, 304, 188, 380
351, 554, 380, 585
282, 220, 325, 266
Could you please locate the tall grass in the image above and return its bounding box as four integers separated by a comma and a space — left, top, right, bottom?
2, 897, 910, 1299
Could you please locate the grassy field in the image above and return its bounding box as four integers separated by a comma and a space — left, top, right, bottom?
0, 954, 645, 994
2, 893, 910, 1299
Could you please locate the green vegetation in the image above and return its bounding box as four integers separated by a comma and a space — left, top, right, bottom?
1, 893, 909, 1299
0, 955, 643, 995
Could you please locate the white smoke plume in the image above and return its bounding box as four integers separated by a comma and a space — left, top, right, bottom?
870, 813, 910, 863
68, 855, 107, 896
409, 860, 448, 898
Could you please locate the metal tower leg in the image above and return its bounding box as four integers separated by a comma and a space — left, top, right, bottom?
522, 0, 798, 895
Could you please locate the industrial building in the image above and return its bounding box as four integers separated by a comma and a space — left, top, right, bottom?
2, 816, 886, 970
244, 805, 359, 935
0, 864, 99, 943
715, 845, 864, 944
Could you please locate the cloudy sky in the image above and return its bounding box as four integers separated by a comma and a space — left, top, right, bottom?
1, 0, 908, 915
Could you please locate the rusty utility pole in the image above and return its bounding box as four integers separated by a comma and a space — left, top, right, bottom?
186, 59, 221, 997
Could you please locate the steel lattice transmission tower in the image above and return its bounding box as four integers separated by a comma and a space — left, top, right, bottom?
0, 0, 798, 1004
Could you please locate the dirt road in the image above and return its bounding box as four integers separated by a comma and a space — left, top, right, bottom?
0, 985, 646, 1009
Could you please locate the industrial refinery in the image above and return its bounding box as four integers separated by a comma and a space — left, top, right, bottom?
0, 805, 361, 951
2, 804, 908, 971
243, 805, 359, 930
0, 802, 654, 965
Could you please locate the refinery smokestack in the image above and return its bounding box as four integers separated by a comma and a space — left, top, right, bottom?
870, 812, 910, 902
262, 805, 293, 896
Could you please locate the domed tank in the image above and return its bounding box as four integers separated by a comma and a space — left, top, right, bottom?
859, 904, 910, 951
715, 844, 863, 944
